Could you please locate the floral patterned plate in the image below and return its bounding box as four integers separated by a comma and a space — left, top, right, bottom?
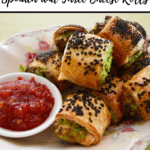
0, 26, 150, 150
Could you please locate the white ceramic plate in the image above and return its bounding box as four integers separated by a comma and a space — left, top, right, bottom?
0, 26, 150, 150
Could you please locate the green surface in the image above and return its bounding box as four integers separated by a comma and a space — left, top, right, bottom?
146, 145, 150, 150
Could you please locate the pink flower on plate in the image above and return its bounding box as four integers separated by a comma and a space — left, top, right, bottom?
121, 127, 134, 133
26, 52, 38, 66
135, 140, 142, 146
125, 120, 135, 125
39, 41, 50, 51
21, 34, 26, 37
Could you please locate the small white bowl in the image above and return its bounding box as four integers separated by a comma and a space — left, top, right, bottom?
0, 72, 62, 138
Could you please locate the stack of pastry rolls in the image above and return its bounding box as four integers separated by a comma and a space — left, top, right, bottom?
24, 16, 150, 146
53, 16, 150, 146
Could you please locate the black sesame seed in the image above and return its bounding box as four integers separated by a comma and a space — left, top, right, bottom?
89, 117, 93, 122
89, 112, 92, 115
88, 51, 93, 55
140, 104, 143, 107
78, 62, 81, 65
84, 70, 88, 75
90, 62, 93, 65
141, 91, 146, 96
94, 99, 98, 104
84, 52, 87, 55
95, 47, 98, 51
131, 87, 135, 91
72, 105, 84, 116
73, 94, 78, 100
110, 90, 117, 95
91, 68, 95, 71
85, 107, 90, 110
59, 109, 63, 113
137, 93, 141, 99
100, 103, 104, 107
97, 54, 102, 57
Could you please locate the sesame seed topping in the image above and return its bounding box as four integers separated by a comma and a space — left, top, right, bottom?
100, 103, 104, 107
89, 117, 93, 122
84, 70, 88, 75
78, 62, 81, 65
89, 112, 92, 115
97, 54, 102, 57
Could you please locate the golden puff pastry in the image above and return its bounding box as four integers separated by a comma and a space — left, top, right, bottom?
54, 91, 111, 146
88, 75, 123, 125
26, 51, 72, 91
53, 25, 88, 52
122, 65, 150, 120
58, 31, 113, 90
98, 16, 146, 67
121, 52, 150, 82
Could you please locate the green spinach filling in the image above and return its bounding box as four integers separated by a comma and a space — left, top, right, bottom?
57, 31, 74, 39
19, 65, 50, 79
55, 119, 87, 143
100, 44, 113, 84
125, 94, 140, 116
110, 109, 117, 122
126, 50, 142, 67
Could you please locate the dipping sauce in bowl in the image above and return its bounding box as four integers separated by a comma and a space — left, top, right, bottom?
0, 76, 55, 131
0, 72, 62, 138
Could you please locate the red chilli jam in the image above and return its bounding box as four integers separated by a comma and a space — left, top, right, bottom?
0, 77, 55, 131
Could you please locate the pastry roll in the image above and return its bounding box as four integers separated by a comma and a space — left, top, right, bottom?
129, 21, 147, 40
54, 92, 111, 146
58, 31, 113, 90
53, 25, 88, 52
121, 52, 150, 81
98, 16, 146, 67
121, 65, 150, 120
88, 75, 123, 125
25, 51, 72, 91
89, 16, 112, 35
